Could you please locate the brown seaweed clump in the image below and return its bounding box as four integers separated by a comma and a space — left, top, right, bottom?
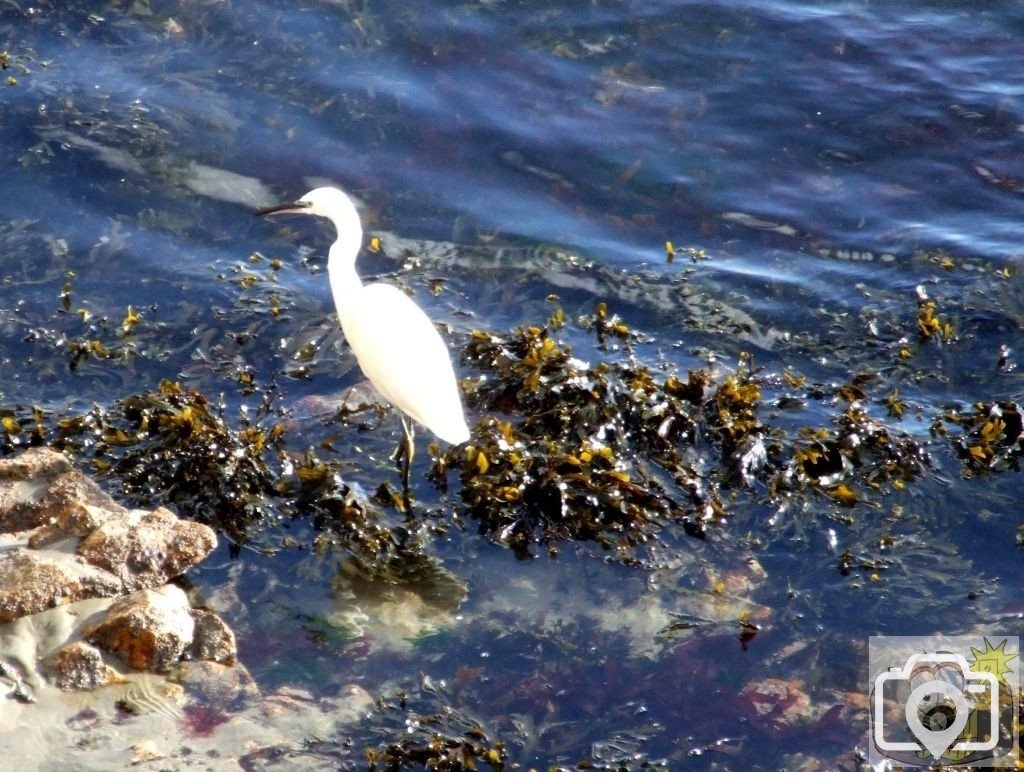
297, 681, 509, 771
938, 401, 1024, 474
442, 314, 740, 557
2, 298, 940, 571
49, 380, 279, 541
783, 397, 931, 507
438, 304, 940, 562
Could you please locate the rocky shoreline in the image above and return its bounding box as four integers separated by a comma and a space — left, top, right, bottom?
0, 448, 233, 696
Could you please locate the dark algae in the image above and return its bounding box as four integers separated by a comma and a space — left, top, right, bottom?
49, 379, 280, 543
453, 313, 723, 557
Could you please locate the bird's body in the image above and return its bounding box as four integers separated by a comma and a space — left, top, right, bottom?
257, 187, 470, 451
333, 278, 469, 444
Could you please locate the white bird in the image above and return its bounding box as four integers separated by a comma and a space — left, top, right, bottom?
256, 187, 470, 491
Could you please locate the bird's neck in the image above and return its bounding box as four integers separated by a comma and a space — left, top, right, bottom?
327, 236, 364, 331
327, 228, 362, 281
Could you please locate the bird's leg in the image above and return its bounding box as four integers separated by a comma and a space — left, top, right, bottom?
397, 415, 414, 510
391, 417, 415, 462
404, 417, 415, 468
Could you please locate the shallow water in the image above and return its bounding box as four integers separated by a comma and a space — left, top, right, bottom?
3, 0, 1024, 768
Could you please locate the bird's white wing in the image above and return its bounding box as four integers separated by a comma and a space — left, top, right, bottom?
337, 282, 469, 444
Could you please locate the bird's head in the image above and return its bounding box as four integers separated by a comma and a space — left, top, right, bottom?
256, 187, 361, 234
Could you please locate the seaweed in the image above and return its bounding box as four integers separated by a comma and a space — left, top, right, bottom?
50, 379, 280, 542
448, 314, 728, 558
941, 400, 1024, 475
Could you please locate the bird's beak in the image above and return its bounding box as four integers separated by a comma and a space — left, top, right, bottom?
254, 200, 312, 217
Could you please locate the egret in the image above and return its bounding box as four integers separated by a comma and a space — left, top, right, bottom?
255, 187, 470, 495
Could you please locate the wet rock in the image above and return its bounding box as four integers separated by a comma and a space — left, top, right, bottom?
0, 447, 72, 483
0, 447, 235, 701
0, 448, 117, 534
86, 586, 196, 673
76, 506, 216, 592
0, 550, 121, 623
189, 608, 237, 666
80, 588, 239, 676
43, 641, 122, 692
0, 448, 217, 623
28, 502, 114, 549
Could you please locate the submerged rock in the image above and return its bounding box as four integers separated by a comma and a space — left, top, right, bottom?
189, 608, 237, 665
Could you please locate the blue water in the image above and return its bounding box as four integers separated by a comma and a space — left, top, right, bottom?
4, 1, 1024, 767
